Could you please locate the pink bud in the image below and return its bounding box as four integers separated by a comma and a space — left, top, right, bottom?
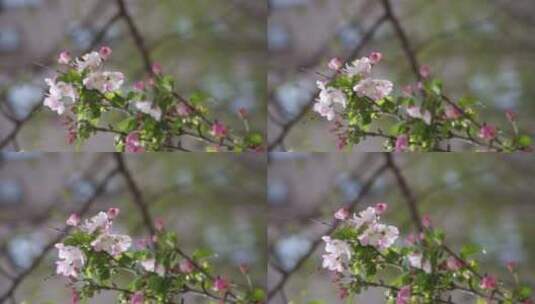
395, 134, 409, 152
238, 107, 248, 119
328, 57, 343, 71
99, 46, 112, 60
480, 274, 497, 290
125, 132, 144, 153
107, 208, 120, 219
419, 65, 431, 79
396, 286, 411, 304
213, 276, 230, 292
506, 261, 517, 273
179, 259, 195, 273
406, 233, 417, 245
133, 81, 145, 91
401, 85, 414, 97
155, 217, 165, 232
368, 52, 383, 64
446, 256, 463, 271
422, 215, 432, 228
58, 51, 72, 65
374, 202, 388, 215
130, 292, 144, 304
66, 213, 80, 226
334, 207, 350, 221
505, 110, 517, 123
151, 63, 162, 75
239, 263, 249, 274
210, 121, 228, 138
71, 288, 80, 304
338, 287, 349, 300
444, 105, 462, 120
479, 124, 497, 141
176, 102, 192, 117
147, 78, 156, 86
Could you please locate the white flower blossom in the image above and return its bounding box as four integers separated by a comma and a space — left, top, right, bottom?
140, 258, 166, 277
76, 51, 102, 71
134, 101, 162, 121
313, 81, 347, 121
80, 212, 110, 234
55, 243, 85, 278
406, 106, 432, 125
321, 236, 352, 273
358, 223, 399, 250
350, 207, 378, 229
43, 78, 77, 115
343, 57, 372, 78
408, 252, 432, 273
91, 233, 132, 256
83, 71, 124, 93
353, 78, 393, 101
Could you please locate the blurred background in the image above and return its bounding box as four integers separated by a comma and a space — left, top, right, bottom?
0, 152, 266, 303
268, 153, 535, 303
0, 0, 266, 151
268, 0, 535, 151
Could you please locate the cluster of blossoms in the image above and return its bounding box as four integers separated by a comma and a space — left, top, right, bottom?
313, 52, 532, 152
54, 209, 266, 304
322, 204, 534, 304
313, 52, 393, 122
42, 48, 263, 152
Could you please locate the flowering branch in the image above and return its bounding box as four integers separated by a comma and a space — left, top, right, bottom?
42, 47, 263, 152
311, 51, 531, 152
53, 209, 265, 304
321, 203, 533, 304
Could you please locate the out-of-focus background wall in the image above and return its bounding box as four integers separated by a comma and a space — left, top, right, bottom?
268, 153, 535, 303
0, 0, 266, 151
268, 0, 535, 151
0, 152, 266, 303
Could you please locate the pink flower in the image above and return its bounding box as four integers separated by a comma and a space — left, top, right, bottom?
152, 63, 162, 75
368, 52, 383, 64
213, 276, 230, 292
444, 105, 462, 120
107, 208, 120, 219
374, 202, 388, 215
505, 110, 517, 123
506, 261, 517, 273
134, 81, 145, 91
422, 215, 432, 228
479, 124, 497, 141
328, 57, 343, 70
179, 260, 195, 273
334, 207, 350, 220
155, 217, 165, 232
419, 65, 431, 79
176, 102, 192, 117
99, 46, 112, 60
396, 286, 411, 304
211, 121, 228, 138
71, 288, 80, 304
125, 132, 144, 153
58, 51, 72, 64
395, 134, 409, 152
130, 292, 144, 304
446, 256, 463, 271
480, 274, 497, 290
66, 213, 80, 226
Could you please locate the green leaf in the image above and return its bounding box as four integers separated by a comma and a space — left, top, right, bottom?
116, 117, 137, 133
460, 244, 482, 259
245, 132, 264, 147
516, 135, 532, 148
